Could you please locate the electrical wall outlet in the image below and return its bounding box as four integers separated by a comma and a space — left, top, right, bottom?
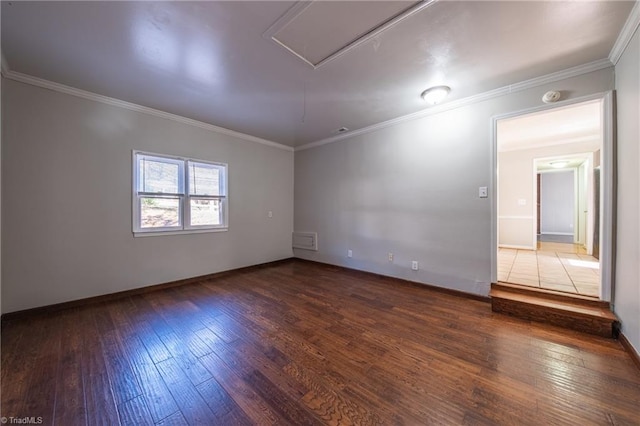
348, 249, 353, 258
388, 252, 394, 262
411, 261, 419, 271
268, 211, 273, 218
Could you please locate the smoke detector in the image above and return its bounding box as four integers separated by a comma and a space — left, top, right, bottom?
542, 90, 561, 103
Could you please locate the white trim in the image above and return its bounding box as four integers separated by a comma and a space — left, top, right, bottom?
509, 59, 612, 92
490, 114, 499, 283
491, 91, 615, 302
498, 244, 535, 250
532, 159, 539, 249
540, 232, 574, 236
295, 58, 613, 152
599, 91, 614, 302
498, 216, 534, 220
4, 70, 294, 152
132, 150, 229, 235
487, 92, 610, 128
498, 134, 601, 153
262, 1, 312, 42
264, 0, 437, 70
262, 2, 316, 68
0, 51, 9, 76
609, 1, 640, 65
134, 228, 228, 238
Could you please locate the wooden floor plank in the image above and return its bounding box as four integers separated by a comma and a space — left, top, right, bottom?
1, 317, 47, 420
52, 309, 87, 426
80, 306, 121, 426
155, 411, 189, 426
119, 335, 179, 423
158, 332, 212, 386
117, 394, 153, 426
2, 260, 639, 425
20, 317, 61, 425
195, 377, 253, 425
198, 351, 284, 425
155, 357, 220, 425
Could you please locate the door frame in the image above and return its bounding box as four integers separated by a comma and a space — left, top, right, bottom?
490, 91, 614, 301
536, 165, 578, 245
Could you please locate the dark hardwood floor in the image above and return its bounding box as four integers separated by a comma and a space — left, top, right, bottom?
2, 259, 639, 425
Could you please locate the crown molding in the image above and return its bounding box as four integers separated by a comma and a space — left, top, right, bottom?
4, 70, 294, 152
1, 51, 9, 77
609, 1, 640, 65
295, 58, 613, 152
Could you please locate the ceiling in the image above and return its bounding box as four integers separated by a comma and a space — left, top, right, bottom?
536, 155, 591, 172
498, 99, 601, 173
498, 100, 602, 152
1, 1, 634, 148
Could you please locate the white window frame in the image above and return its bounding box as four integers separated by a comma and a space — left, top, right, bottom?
132, 150, 228, 237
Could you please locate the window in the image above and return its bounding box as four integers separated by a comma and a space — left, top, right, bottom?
133, 151, 227, 235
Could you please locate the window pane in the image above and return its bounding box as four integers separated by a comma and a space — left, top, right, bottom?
140, 197, 181, 228
189, 162, 221, 196
138, 156, 182, 194
190, 198, 221, 226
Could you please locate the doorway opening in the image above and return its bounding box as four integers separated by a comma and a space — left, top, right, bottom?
492, 94, 613, 301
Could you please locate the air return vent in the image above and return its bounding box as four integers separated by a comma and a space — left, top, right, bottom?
293, 232, 318, 251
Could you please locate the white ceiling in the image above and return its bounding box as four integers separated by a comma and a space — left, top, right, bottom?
498, 100, 602, 152
1, 1, 634, 147
536, 155, 591, 172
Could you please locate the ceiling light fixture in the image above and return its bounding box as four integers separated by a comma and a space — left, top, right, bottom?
421, 85, 451, 105
550, 161, 569, 169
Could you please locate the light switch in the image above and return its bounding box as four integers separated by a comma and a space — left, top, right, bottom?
479, 187, 488, 198
518, 199, 527, 206
268, 211, 273, 218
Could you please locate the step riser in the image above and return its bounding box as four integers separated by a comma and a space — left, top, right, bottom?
494, 282, 608, 308
492, 297, 615, 337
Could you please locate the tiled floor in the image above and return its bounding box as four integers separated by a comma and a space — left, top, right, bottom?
498, 242, 600, 297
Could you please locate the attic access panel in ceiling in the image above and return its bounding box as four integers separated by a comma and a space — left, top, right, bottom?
264, 0, 429, 69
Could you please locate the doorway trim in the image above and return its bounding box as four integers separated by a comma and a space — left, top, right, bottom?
490, 91, 614, 301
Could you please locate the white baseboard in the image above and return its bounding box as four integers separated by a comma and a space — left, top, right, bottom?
499, 244, 535, 250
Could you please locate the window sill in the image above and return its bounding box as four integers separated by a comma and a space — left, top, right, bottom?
133, 228, 228, 238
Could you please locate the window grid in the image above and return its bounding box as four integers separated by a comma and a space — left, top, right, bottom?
133, 151, 228, 235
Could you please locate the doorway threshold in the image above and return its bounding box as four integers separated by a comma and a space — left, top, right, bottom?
491, 282, 617, 337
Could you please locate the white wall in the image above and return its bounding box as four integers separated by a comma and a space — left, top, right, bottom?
498, 141, 597, 248
1, 79, 294, 313
294, 68, 614, 297
0, 74, 3, 316
540, 171, 574, 235
614, 27, 640, 355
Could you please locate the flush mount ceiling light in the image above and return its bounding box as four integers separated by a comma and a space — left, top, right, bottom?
550, 160, 569, 168
421, 86, 451, 105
